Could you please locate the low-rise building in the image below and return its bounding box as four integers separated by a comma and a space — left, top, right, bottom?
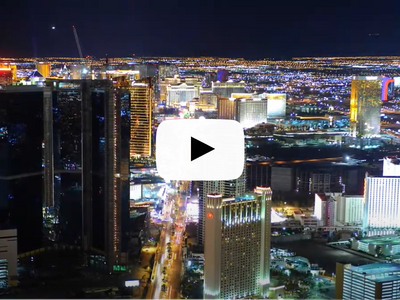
350, 235, 400, 258
0, 229, 17, 287
336, 262, 400, 300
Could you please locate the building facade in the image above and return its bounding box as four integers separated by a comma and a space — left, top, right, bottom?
0, 80, 130, 270
217, 97, 236, 120
204, 187, 272, 299
129, 78, 152, 157
349, 76, 383, 137
166, 83, 199, 106
0, 86, 45, 253
383, 156, 400, 176
314, 193, 337, 227
336, 262, 400, 300
36, 63, 51, 78
336, 195, 363, 225
266, 94, 286, 118
0, 229, 17, 288
197, 165, 247, 246
363, 175, 400, 233
212, 81, 246, 98
236, 99, 268, 128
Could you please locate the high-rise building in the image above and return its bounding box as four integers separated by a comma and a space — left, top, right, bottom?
70, 65, 86, 79
0, 86, 46, 252
47, 79, 130, 271
36, 63, 51, 78
314, 193, 337, 226
236, 98, 268, 128
349, 76, 383, 137
383, 156, 400, 176
335, 195, 363, 225
212, 81, 246, 98
204, 187, 272, 299
265, 93, 286, 118
363, 174, 400, 234
335, 262, 400, 300
197, 165, 246, 246
202, 72, 217, 88
129, 78, 152, 157
0, 81, 130, 269
217, 97, 236, 119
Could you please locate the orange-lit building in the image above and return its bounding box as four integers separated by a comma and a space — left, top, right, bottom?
217, 97, 236, 119
129, 78, 153, 157
350, 76, 382, 137
36, 63, 51, 78
0, 63, 17, 82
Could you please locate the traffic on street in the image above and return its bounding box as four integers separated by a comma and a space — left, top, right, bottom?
151, 182, 187, 300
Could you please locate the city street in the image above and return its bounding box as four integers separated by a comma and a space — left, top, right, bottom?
151, 184, 187, 299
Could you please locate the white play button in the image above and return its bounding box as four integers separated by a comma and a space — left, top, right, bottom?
156, 119, 244, 181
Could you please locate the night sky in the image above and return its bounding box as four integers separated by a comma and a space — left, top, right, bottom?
2, 0, 400, 58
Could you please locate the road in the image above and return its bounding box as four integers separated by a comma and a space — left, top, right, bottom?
246, 157, 342, 166
151, 185, 187, 300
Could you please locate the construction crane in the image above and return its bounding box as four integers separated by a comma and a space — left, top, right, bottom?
72, 26, 83, 59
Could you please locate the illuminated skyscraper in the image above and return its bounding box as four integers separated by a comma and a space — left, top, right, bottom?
197, 164, 246, 246
130, 78, 152, 157
349, 76, 383, 137
236, 98, 268, 128
363, 174, 400, 235
204, 187, 272, 299
265, 93, 286, 118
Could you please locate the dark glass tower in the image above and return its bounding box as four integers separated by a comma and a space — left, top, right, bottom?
0, 81, 130, 271
0, 86, 46, 252
45, 80, 130, 271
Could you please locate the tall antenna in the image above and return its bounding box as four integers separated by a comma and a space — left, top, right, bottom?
72, 26, 83, 59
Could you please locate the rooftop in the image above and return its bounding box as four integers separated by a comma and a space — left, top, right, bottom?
359, 235, 400, 245
347, 262, 400, 279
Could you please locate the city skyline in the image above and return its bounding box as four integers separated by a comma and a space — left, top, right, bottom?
2, 31, 400, 298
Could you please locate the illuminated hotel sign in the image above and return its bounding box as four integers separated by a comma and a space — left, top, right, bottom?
382, 77, 394, 101
59, 82, 81, 89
